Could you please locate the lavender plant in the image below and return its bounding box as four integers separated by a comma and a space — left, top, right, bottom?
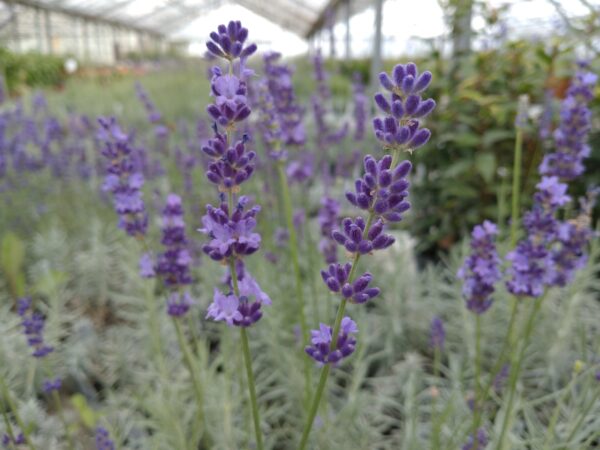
299, 61, 436, 449
202, 20, 266, 450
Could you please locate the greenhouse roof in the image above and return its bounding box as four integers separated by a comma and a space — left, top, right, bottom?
6, 0, 368, 38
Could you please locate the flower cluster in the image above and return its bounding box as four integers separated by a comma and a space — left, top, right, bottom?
321, 263, 380, 304
305, 63, 435, 366
345, 155, 411, 222
352, 74, 368, 141
18, 297, 54, 358
331, 217, 395, 255
506, 177, 570, 297
95, 426, 115, 450
373, 63, 435, 151
206, 20, 257, 61
200, 196, 261, 261
462, 428, 488, 450
539, 64, 597, 180
207, 68, 252, 127
135, 81, 162, 124
305, 317, 358, 365
203, 126, 256, 190
42, 376, 62, 394
202, 21, 270, 328
254, 79, 285, 159
458, 221, 502, 314
98, 117, 148, 237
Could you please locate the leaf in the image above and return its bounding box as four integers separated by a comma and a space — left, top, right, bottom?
71, 393, 97, 428
1, 232, 26, 298
482, 129, 514, 148
476, 153, 497, 182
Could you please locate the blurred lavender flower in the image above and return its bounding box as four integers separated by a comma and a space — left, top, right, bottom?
305, 317, 358, 365
18, 297, 54, 358
42, 376, 62, 394
352, 74, 368, 141
462, 427, 488, 450
156, 194, 192, 288
95, 426, 115, 450
98, 117, 148, 237
540, 64, 597, 180
139, 252, 156, 278
135, 82, 162, 124
430, 316, 445, 351
458, 221, 502, 314
493, 364, 510, 392
1, 433, 25, 447
263, 52, 306, 146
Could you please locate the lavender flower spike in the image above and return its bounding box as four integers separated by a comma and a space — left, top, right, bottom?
305, 317, 358, 365
430, 316, 445, 351
18, 297, 54, 358
458, 221, 502, 314
95, 426, 116, 450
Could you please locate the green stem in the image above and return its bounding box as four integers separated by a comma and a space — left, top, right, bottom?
495, 294, 544, 450
228, 256, 264, 450
0, 375, 37, 450
472, 314, 483, 434
510, 128, 523, 246
276, 161, 311, 404
173, 319, 207, 445
240, 328, 264, 450
299, 148, 404, 449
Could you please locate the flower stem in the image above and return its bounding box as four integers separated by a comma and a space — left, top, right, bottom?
0, 374, 37, 450
495, 294, 544, 450
431, 347, 441, 450
299, 149, 405, 449
510, 128, 523, 246
276, 161, 311, 404
228, 256, 264, 450
472, 314, 483, 434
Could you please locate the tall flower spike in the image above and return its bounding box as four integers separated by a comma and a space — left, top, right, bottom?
18, 297, 54, 358
373, 63, 436, 152
430, 316, 445, 351
540, 63, 597, 180
458, 220, 502, 314
97, 117, 148, 237
305, 317, 358, 365
206, 20, 257, 61
95, 426, 115, 450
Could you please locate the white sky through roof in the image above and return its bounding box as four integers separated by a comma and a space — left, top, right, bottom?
177, 0, 595, 57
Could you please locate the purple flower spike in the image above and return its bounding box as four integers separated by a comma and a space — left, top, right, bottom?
156, 194, 192, 289
206, 271, 270, 327
345, 155, 412, 222
2, 433, 25, 447
305, 317, 358, 365
206, 20, 256, 61
18, 298, 54, 358
458, 221, 502, 314
97, 117, 148, 237
199, 197, 261, 261
430, 316, 445, 351
540, 65, 596, 180
318, 197, 341, 263
462, 427, 488, 450
332, 217, 395, 255
321, 263, 379, 304
42, 376, 62, 394
207, 70, 252, 128
373, 63, 435, 151
95, 426, 116, 450
167, 291, 194, 317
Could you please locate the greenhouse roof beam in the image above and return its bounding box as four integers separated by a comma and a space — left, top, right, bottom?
7, 0, 165, 36
236, 0, 316, 35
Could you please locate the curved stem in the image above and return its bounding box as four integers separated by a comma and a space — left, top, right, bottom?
495, 294, 544, 450
276, 161, 311, 405
510, 128, 523, 246
472, 314, 483, 434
